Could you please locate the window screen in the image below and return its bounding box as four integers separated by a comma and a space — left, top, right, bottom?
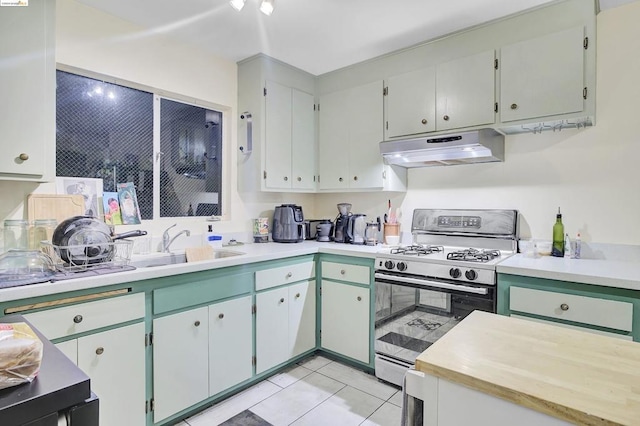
56, 70, 223, 219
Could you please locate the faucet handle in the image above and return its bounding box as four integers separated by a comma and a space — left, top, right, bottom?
164, 223, 177, 235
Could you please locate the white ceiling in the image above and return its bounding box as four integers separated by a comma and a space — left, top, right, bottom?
76, 0, 636, 76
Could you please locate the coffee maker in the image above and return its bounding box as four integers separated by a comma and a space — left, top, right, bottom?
333, 203, 352, 243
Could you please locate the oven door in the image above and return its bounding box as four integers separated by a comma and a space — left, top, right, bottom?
374, 271, 495, 385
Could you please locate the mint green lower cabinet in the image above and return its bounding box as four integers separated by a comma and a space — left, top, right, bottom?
498, 273, 640, 341
153, 306, 209, 423
78, 322, 146, 426
256, 280, 316, 374
209, 296, 253, 396
320, 280, 370, 364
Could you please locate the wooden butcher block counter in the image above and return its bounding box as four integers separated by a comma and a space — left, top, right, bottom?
415, 311, 640, 426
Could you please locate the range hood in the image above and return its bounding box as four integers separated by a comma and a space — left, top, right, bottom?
380, 129, 505, 167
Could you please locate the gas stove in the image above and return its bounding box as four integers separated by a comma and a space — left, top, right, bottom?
375, 209, 518, 285
373, 209, 518, 386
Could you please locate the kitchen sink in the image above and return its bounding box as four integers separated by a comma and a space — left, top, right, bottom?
129, 249, 245, 268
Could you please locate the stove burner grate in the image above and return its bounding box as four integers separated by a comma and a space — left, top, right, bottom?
391, 244, 444, 256
446, 248, 501, 263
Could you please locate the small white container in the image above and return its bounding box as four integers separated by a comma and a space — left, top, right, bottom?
207, 234, 223, 248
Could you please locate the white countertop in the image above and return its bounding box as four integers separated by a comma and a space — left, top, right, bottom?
0, 241, 382, 302
497, 253, 640, 291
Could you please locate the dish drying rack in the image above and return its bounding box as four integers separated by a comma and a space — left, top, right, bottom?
41, 240, 133, 272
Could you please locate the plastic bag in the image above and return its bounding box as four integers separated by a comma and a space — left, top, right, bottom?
0, 322, 43, 390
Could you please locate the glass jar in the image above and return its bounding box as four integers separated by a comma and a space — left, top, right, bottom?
30, 219, 57, 250
4, 219, 29, 251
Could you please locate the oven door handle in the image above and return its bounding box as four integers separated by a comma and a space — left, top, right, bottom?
374, 273, 489, 295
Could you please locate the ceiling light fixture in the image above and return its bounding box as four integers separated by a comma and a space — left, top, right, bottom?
259, 0, 274, 16
229, 0, 246, 11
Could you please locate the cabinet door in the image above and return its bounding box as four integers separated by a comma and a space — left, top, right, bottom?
386, 67, 436, 138
289, 280, 316, 358
77, 322, 145, 426
209, 296, 253, 396
500, 26, 585, 122
55, 340, 78, 366
291, 89, 316, 190
256, 287, 289, 373
436, 50, 496, 131
0, 0, 54, 179
348, 81, 385, 189
318, 90, 350, 190
321, 280, 370, 364
264, 81, 293, 189
153, 307, 209, 423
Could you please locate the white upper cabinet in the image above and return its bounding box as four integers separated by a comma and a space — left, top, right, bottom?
264, 80, 316, 190
500, 26, 585, 123
237, 55, 317, 193
386, 67, 437, 138
436, 50, 496, 131
265, 81, 293, 189
291, 89, 316, 190
0, 0, 55, 181
319, 80, 386, 190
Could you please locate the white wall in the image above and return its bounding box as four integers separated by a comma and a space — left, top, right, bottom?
0, 0, 314, 242
316, 3, 640, 245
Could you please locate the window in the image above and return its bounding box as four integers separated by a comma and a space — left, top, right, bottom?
55, 70, 223, 220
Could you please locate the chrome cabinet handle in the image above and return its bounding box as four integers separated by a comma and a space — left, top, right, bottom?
340, 269, 346, 275
96, 347, 104, 355
443, 115, 450, 121
510, 103, 518, 110
284, 176, 288, 181
357, 296, 362, 301
421, 119, 427, 124
194, 320, 201, 327
19, 153, 29, 161
560, 303, 569, 311
218, 313, 224, 319
280, 298, 285, 303
73, 315, 83, 324
339, 177, 343, 182
353, 176, 358, 181
297, 177, 302, 181
286, 272, 292, 278
295, 293, 301, 298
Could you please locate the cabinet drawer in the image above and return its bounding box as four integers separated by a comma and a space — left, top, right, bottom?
510, 287, 633, 332
24, 293, 145, 340
256, 261, 315, 291
321, 261, 370, 285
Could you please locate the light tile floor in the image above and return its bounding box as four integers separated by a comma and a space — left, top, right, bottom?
178, 355, 402, 426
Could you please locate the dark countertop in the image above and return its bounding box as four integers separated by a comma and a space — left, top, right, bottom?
0, 315, 91, 425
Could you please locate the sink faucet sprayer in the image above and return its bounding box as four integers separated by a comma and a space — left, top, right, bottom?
162, 224, 191, 253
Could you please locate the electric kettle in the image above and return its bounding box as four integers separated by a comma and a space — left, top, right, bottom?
346, 214, 366, 245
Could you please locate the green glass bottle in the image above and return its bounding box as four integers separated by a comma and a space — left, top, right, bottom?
551, 207, 564, 257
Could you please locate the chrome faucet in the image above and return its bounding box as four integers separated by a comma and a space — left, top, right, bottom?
162, 224, 191, 253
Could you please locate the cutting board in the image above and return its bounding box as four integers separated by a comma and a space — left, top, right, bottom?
27, 194, 85, 224
185, 246, 215, 262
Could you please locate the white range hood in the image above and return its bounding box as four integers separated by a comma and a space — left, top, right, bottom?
379, 129, 505, 167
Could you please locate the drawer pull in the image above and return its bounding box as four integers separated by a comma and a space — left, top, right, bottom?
286, 272, 293, 278
295, 293, 301, 299
194, 320, 201, 327
218, 313, 224, 319
280, 298, 285, 303
95, 347, 104, 355
73, 315, 83, 324
340, 269, 346, 275
357, 296, 362, 301
560, 303, 569, 311
19, 153, 29, 161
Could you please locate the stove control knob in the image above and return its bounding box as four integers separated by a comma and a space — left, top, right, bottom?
465, 270, 478, 281
384, 260, 395, 270
449, 268, 461, 278
396, 262, 407, 272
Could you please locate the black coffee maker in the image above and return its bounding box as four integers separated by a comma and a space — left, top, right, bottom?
333, 203, 352, 243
